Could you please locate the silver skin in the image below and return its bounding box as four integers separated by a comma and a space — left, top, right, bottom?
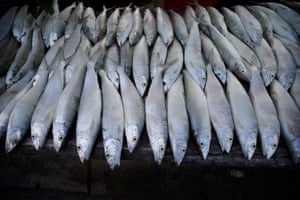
226, 70, 258, 160
249, 68, 280, 159
6, 67, 49, 153
156, 7, 174, 46
63, 24, 82, 60
167, 75, 189, 165
129, 7, 143, 46
59, 2, 76, 23
44, 36, 65, 68
247, 6, 274, 46
275, 35, 300, 68
52, 58, 86, 152
117, 68, 144, 153
116, 5, 133, 46
143, 8, 156, 46
150, 36, 168, 79
200, 33, 226, 84
183, 70, 211, 159
253, 38, 277, 86
13, 5, 33, 42
162, 39, 183, 92
89, 38, 106, 71
64, 2, 84, 39
31, 61, 65, 150
95, 6, 107, 41
207, 6, 228, 36
221, 7, 254, 49
132, 36, 149, 97
272, 38, 296, 90
99, 70, 124, 170
205, 64, 234, 153
183, 6, 196, 33
194, 3, 211, 35
82, 7, 97, 44
184, 21, 206, 89
0, 6, 18, 42
120, 41, 133, 77
0, 36, 18, 75
270, 80, 300, 163
290, 69, 300, 110
234, 5, 263, 47
205, 24, 251, 81
251, 5, 299, 45
103, 44, 120, 89
105, 8, 120, 47
169, 10, 188, 46
76, 62, 101, 162
145, 68, 168, 165
13, 28, 45, 84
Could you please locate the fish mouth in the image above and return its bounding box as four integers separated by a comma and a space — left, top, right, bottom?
5, 129, 22, 153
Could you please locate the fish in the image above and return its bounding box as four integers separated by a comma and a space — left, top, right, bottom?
145, 67, 168, 165
129, 6, 143, 46
59, 2, 76, 23
76, 61, 101, 162
290, 69, 300, 109
183, 5, 196, 33
207, 6, 228, 36
103, 44, 120, 88
44, 36, 65, 67
275, 35, 300, 68
205, 64, 234, 153
95, 6, 108, 41
52, 55, 86, 152
105, 8, 120, 47
89, 38, 106, 71
253, 38, 277, 86
184, 21, 206, 89
132, 36, 149, 97
249, 67, 280, 159
272, 38, 296, 90
116, 4, 133, 46
117, 67, 144, 153
12, 5, 33, 42
200, 33, 226, 84
150, 36, 167, 79
143, 8, 156, 46
183, 70, 211, 159
0, 6, 18, 42
162, 38, 183, 92
168, 10, 188, 46
31, 60, 65, 150
63, 24, 82, 60
64, 2, 84, 39
226, 70, 258, 160
194, 2, 211, 35
0, 36, 18, 76
156, 7, 174, 46
82, 7, 97, 44
5, 67, 49, 153
99, 70, 124, 170
120, 41, 133, 77
270, 80, 300, 163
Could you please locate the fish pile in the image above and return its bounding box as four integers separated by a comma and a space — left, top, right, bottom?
0, 0, 300, 169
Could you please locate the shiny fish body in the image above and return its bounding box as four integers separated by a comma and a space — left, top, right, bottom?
290, 69, 300, 109
117, 68, 144, 153
0, 36, 18, 76
6, 68, 49, 153
132, 36, 149, 97
275, 35, 300, 68
64, 2, 84, 39
76, 62, 101, 162
129, 7, 143, 46
12, 5, 32, 42
120, 41, 133, 77
89, 38, 106, 71
150, 36, 167, 79
63, 24, 82, 60
95, 6, 107, 41
169, 10, 188, 46
44, 36, 65, 67
0, 6, 18, 42
105, 8, 120, 47
143, 8, 156, 46
183, 6, 196, 33
194, 3, 211, 34
167, 75, 189, 165
103, 44, 120, 88
145, 68, 168, 165
99, 70, 124, 170
156, 7, 174, 46
249, 68, 280, 159
31, 61, 65, 150
116, 5, 133, 46
205, 64, 234, 153
270, 80, 300, 163
82, 7, 97, 44
226, 70, 258, 160
207, 6, 228, 36
59, 2, 76, 23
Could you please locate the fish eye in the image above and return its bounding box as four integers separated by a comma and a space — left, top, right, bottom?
270, 74, 274, 78
202, 77, 206, 80
143, 82, 147, 87
106, 153, 110, 157
77, 145, 82, 151
182, 149, 186, 153
272, 143, 277, 148
160, 147, 164, 152
162, 80, 166, 86
252, 143, 256, 148
200, 142, 204, 146
229, 137, 233, 141
116, 77, 119, 82
58, 135, 63, 141
31, 135, 35, 139
132, 137, 137, 142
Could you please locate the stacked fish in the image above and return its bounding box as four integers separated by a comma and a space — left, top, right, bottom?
0, 0, 299, 169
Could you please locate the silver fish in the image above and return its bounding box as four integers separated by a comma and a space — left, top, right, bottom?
95, 6, 107, 41
89, 38, 106, 71
44, 36, 65, 67
59, 2, 76, 23
13, 5, 33, 42
64, 2, 84, 39
116, 4, 133, 46
270, 80, 300, 163
183, 6, 196, 33
103, 44, 120, 88
226, 70, 258, 160
150, 36, 167, 79
167, 75, 189, 165
99, 70, 124, 170
207, 6, 228, 36
145, 67, 168, 165
169, 10, 188, 46
249, 67, 280, 159
290, 69, 300, 109
143, 8, 156, 46
63, 24, 82, 60
117, 67, 144, 153
82, 7, 97, 44
76, 62, 101, 162
120, 41, 133, 77
0, 6, 18, 42
205, 64, 234, 153
105, 8, 120, 47
132, 36, 149, 97
194, 3, 211, 35
156, 7, 174, 46
275, 35, 300, 68
129, 6, 143, 45
183, 70, 211, 159
0, 36, 18, 76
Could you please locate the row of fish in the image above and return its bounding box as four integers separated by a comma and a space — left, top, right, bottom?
0, 1, 299, 169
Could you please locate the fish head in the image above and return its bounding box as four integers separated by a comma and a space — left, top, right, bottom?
76, 132, 92, 163
146, 34, 155, 47
52, 122, 67, 152
49, 32, 58, 47
172, 141, 188, 166
235, 63, 251, 81
290, 138, 300, 163
196, 68, 206, 89
260, 129, 279, 159
31, 123, 47, 151
195, 128, 211, 160
151, 138, 167, 165
108, 71, 120, 89
136, 75, 148, 97
104, 138, 122, 170
213, 66, 227, 85
215, 125, 233, 153
261, 68, 276, 86
240, 129, 257, 160
125, 125, 140, 153
5, 128, 22, 153
279, 72, 295, 90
